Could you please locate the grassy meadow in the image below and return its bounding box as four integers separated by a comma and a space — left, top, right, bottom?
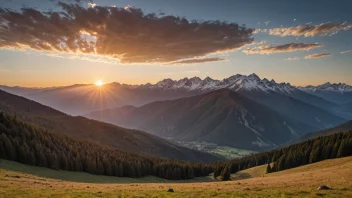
1, 157, 351, 198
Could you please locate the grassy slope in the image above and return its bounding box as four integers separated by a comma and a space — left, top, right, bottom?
230, 163, 269, 180
0, 159, 215, 184
1, 157, 352, 197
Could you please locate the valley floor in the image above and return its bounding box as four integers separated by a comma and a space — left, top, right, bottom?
1, 157, 352, 198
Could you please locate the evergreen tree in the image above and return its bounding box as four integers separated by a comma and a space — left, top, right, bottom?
220, 166, 230, 181
266, 163, 271, 174
187, 167, 194, 179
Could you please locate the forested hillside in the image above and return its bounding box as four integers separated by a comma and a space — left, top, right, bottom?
1, 111, 351, 181
213, 130, 352, 179
0, 112, 213, 180
0, 89, 221, 162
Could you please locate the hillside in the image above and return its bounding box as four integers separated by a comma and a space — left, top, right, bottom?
287, 120, 352, 145
85, 89, 314, 150
238, 90, 345, 130
0, 89, 221, 162
1, 157, 351, 197
0, 112, 214, 180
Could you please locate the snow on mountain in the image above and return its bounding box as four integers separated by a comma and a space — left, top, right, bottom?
136, 73, 298, 94
299, 82, 352, 93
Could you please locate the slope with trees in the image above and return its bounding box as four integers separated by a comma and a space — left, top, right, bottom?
0, 112, 212, 180
0, 89, 221, 162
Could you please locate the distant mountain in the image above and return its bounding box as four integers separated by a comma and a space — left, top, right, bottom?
0, 89, 221, 162
299, 82, 352, 104
85, 89, 316, 150
1, 73, 351, 120
237, 90, 344, 130
0, 83, 195, 115
283, 120, 352, 147
85, 74, 346, 138
0, 85, 55, 97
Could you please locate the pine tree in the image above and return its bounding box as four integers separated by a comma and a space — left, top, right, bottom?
2, 133, 15, 160
220, 167, 230, 181
266, 163, 271, 174
118, 162, 124, 177
187, 167, 194, 179
337, 140, 348, 158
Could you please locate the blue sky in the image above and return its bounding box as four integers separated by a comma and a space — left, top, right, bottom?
0, 0, 351, 87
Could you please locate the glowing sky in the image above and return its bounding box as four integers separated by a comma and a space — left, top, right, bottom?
0, 0, 351, 87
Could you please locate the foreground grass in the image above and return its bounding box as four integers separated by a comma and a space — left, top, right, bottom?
1, 157, 352, 197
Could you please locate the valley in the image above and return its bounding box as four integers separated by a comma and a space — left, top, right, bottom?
175, 141, 256, 159
1, 1, 352, 197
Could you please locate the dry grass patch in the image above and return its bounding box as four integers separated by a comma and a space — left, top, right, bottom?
1, 157, 352, 197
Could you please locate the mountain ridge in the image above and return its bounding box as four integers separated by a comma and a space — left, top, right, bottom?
0, 89, 222, 162
85, 89, 317, 150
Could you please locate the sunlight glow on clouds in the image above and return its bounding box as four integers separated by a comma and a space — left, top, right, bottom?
169, 57, 226, 65
267, 22, 352, 37
286, 57, 300, 61
0, 2, 254, 64
304, 53, 331, 59
243, 43, 323, 55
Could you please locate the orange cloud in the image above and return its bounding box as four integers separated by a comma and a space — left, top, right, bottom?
169, 57, 226, 65
267, 22, 352, 37
304, 53, 331, 59
243, 43, 323, 54
0, 3, 254, 64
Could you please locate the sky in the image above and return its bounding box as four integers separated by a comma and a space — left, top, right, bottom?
0, 0, 351, 87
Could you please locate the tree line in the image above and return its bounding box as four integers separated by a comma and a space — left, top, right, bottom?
1, 111, 351, 181
0, 112, 212, 180
214, 128, 352, 180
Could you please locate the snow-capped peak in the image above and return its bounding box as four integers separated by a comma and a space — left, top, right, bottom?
299, 82, 352, 92
141, 73, 298, 94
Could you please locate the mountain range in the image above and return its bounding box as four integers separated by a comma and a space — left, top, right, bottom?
0, 89, 221, 162
1, 73, 350, 151
1, 73, 351, 116
86, 89, 315, 150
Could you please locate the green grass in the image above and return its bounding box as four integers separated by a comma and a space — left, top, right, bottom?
0, 159, 214, 184
1, 157, 352, 197
230, 163, 269, 180
176, 141, 256, 159
210, 146, 256, 159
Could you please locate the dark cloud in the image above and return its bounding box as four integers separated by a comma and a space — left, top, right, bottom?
170, 57, 226, 64
268, 22, 352, 37
0, 3, 254, 64
304, 53, 331, 59
243, 43, 323, 54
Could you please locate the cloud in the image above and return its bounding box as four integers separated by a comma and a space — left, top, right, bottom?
253, 29, 267, 34
340, 50, 352, 54
286, 57, 300, 61
267, 22, 352, 37
170, 57, 226, 64
304, 53, 331, 59
0, 3, 254, 64
242, 43, 323, 55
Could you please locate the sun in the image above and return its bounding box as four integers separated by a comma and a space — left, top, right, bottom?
95, 80, 104, 87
